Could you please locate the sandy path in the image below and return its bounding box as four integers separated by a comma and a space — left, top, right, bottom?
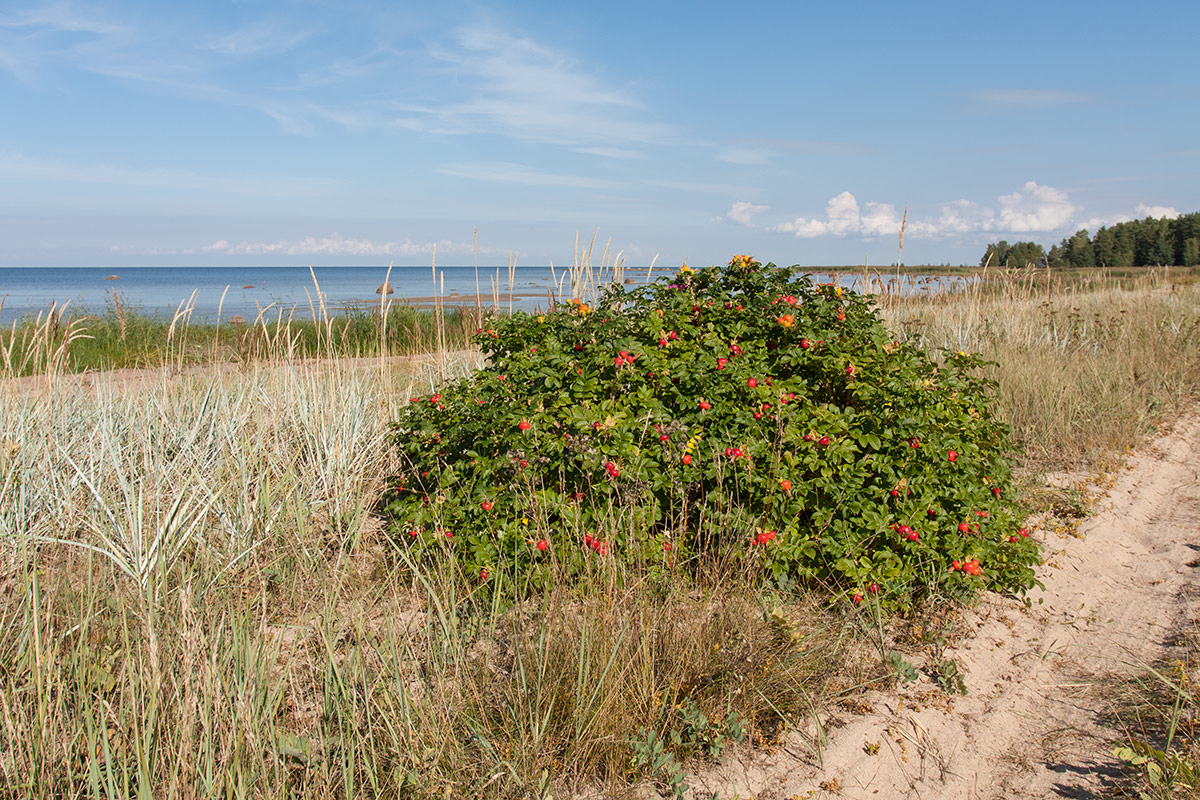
692, 414, 1200, 800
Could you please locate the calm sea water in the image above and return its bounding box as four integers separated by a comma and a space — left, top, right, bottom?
0, 266, 567, 325
0, 266, 970, 325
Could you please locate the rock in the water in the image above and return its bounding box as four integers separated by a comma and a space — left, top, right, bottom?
377, 282, 394, 295
105, 275, 119, 280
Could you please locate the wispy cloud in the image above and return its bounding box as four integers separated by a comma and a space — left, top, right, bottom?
203, 234, 485, 257
2, 10, 671, 149
717, 147, 771, 166
0, 151, 332, 197
202, 21, 313, 58
437, 162, 621, 189
394, 22, 676, 148
719, 201, 769, 226
0, 2, 126, 35
971, 88, 1094, 106
0, 4, 362, 133
717, 138, 870, 165
572, 146, 643, 159
645, 179, 758, 196
0, 1, 129, 80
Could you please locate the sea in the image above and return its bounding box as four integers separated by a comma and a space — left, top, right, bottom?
0, 266, 970, 325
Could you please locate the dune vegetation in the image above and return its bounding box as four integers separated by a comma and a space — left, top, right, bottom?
0, 259, 1197, 798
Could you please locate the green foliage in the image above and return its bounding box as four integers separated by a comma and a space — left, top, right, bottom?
631, 701, 748, 799
888, 651, 919, 684
981, 240, 1045, 268
931, 656, 968, 695
1114, 741, 1198, 798
385, 257, 1041, 605
993, 210, 1200, 269
0, 293, 480, 377
631, 728, 689, 799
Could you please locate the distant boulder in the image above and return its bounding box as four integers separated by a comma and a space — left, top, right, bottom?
377, 282, 394, 295
105, 275, 119, 281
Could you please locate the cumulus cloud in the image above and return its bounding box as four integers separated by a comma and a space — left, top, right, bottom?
1135, 203, 1180, 220
935, 199, 995, 233
773, 182, 1088, 240
995, 181, 1076, 232
203, 234, 482, 257
773, 191, 905, 238
723, 201, 769, 226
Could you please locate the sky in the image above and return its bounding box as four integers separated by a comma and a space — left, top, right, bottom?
1, 0, 1198, 268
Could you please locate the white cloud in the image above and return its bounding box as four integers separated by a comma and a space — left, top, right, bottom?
773, 192, 904, 238
724, 201, 769, 226
1135, 203, 1180, 220
0, 151, 331, 197
773, 182, 1085, 240
717, 139, 870, 165
717, 147, 771, 166
572, 146, 643, 159
936, 199, 995, 233
203, 234, 484, 257
646, 179, 757, 195
203, 21, 312, 58
0, 3, 126, 35
996, 181, 1076, 232
397, 22, 676, 148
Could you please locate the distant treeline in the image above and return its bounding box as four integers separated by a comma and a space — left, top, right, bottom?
981, 212, 1200, 268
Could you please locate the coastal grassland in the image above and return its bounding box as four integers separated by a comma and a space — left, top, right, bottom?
0, 266, 1197, 798
877, 265, 1200, 471
0, 297, 484, 377
0, 356, 869, 798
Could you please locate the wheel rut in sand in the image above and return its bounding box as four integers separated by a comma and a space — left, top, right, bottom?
690, 414, 1200, 800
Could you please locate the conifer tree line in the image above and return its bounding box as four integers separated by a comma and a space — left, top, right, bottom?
980, 212, 1200, 267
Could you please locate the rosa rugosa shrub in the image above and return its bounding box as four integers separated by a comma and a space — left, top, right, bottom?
385, 256, 1040, 605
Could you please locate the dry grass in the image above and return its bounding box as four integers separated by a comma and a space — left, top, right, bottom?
1, 265, 1197, 798
875, 266, 1200, 471
0, 348, 867, 798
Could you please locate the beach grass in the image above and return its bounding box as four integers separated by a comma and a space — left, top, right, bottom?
0, 265, 1198, 797
0, 297, 487, 377
874, 264, 1200, 471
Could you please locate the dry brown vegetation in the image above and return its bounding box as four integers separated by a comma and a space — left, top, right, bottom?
1, 266, 1198, 798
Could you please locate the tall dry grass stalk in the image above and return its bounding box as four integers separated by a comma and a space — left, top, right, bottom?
875, 267, 1200, 469
0, 268, 486, 381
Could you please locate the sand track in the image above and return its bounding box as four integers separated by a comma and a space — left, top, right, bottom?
692, 414, 1200, 799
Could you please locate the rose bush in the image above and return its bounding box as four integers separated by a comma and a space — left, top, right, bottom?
385, 256, 1040, 605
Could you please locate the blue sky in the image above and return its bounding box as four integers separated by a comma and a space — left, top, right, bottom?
1, 0, 1197, 267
